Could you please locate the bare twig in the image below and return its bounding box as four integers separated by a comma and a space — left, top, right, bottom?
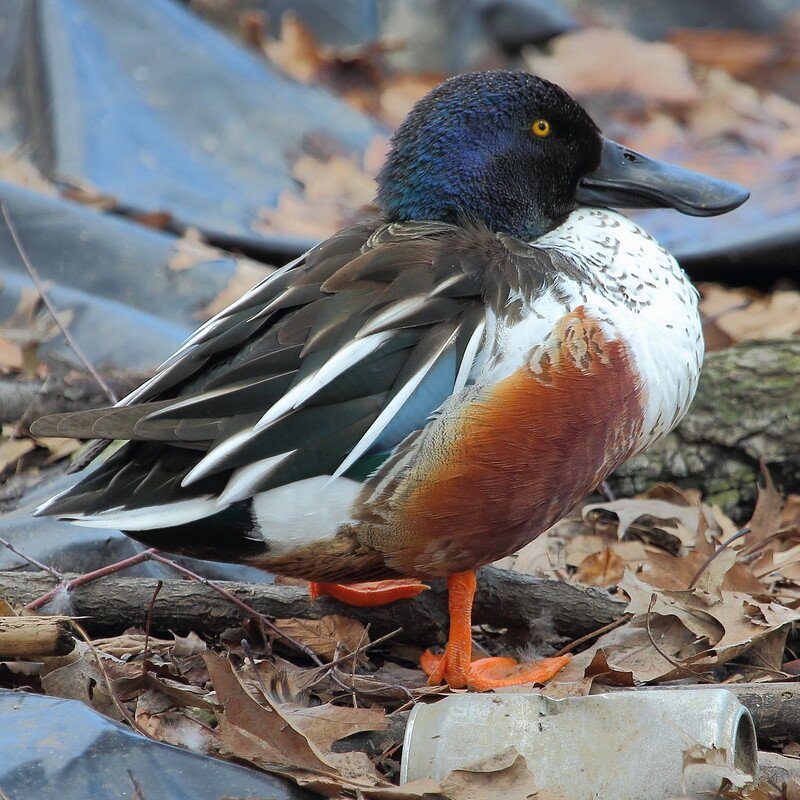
687, 528, 750, 590
70, 619, 152, 738
0, 535, 64, 580
0, 201, 118, 403
142, 579, 163, 668
25, 548, 157, 610
554, 613, 632, 657
645, 594, 714, 683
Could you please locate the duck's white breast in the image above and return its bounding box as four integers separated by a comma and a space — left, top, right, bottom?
472, 207, 704, 452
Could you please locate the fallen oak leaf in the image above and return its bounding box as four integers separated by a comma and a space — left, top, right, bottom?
621, 570, 800, 663
544, 613, 708, 692
205, 651, 393, 795
282, 702, 387, 753
205, 650, 330, 773
438, 748, 539, 800
683, 743, 754, 790
272, 614, 368, 661
573, 548, 625, 588
582, 497, 703, 550
134, 688, 216, 754
642, 550, 763, 595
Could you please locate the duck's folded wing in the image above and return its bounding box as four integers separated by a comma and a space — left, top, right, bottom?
32, 219, 489, 523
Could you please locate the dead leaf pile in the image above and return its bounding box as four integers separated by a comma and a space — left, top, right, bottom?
512, 476, 800, 697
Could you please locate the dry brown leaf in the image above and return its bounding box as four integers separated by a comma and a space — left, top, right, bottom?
206, 650, 333, 773
438, 748, 539, 800
622, 570, 800, 662
526, 28, 701, 105
573, 548, 625, 588
206, 651, 393, 794
261, 12, 323, 83
0, 150, 57, 196
545, 614, 705, 692
0, 434, 36, 474
642, 549, 763, 595
92, 632, 173, 659
700, 283, 800, 343
169, 227, 225, 271
255, 152, 377, 241
0, 288, 73, 377
583, 497, 702, 549
282, 702, 387, 753
172, 631, 208, 658
273, 614, 368, 661
379, 73, 443, 129
0, 337, 24, 372
747, 470, 786, 548
692, 547, 738, 599
683, 743, 754, 789
40, 649, 124, 720
669, 28, 787, 80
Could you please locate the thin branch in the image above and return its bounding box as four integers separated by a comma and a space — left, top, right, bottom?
0, 534, 64, 580
70, 619, 152, 738
646, 594, 714, 683
142, 579, 163, 669
24, 548, 157, 610
554, 613, 632, 657
0, 201, 118, 403
687, 528, 751, 590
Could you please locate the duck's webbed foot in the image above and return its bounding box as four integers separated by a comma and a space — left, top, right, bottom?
419, 570, 570, 690
308, 578, 429, 606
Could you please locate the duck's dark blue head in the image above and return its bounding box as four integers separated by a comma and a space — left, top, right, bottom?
377, 71, 602, 239
377, 71, 749, 239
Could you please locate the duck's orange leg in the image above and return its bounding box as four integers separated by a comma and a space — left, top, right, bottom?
420, 570, 571, 691
420, 570, 476, 688
308, 578, 429, 607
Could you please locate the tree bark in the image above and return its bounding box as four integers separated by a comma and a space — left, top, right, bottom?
610, 339, 800, 519
0, 567, 625, 647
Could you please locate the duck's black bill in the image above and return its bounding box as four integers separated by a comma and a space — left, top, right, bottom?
575, 138, 749, 217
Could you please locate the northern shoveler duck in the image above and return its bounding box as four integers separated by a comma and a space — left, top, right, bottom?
32, 71, 748, 690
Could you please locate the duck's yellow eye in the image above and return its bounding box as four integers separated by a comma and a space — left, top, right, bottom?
531, 119, 551, 137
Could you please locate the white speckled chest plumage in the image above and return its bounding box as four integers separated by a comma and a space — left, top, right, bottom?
475, 206, 704, 451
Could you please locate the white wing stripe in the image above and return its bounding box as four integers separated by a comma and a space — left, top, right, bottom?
452, 320, 485, 395
216, 450, 296, 505
253, 331, 393, 432
328, 326, 460, 481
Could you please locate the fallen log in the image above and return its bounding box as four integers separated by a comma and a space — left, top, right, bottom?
0, 566, 625, 647
0, 615, 74, 658
610, 339, 800, 518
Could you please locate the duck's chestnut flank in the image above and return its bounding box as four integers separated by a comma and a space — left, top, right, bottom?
376, 71, 602, 239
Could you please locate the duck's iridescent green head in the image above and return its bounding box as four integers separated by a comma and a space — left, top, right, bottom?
377, 70, 748, 239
